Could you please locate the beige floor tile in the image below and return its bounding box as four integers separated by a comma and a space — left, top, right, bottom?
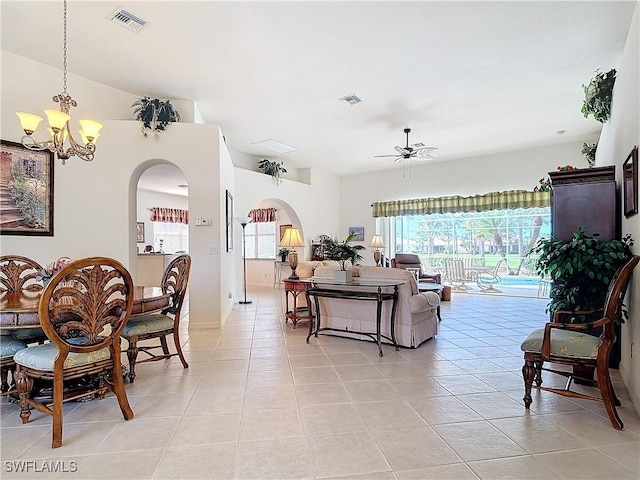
144, 374, 203, 395
457, 391, 528, 419
334, 364, 384, 382
300, 403, 367, 435
246, 368, 293, 388
292, 366, 341, 385
597, 442, 640, 474
355, 399, 426, 431
310, 432, 391, 478
289, 354, 332, 369
0, 425, 50, 459
185, 389, 244, 415
372, 426, 461, 470
343, 379, 402, 402
155, 443, 237, 479
170, 412, 241, 446
100, 416, 179, 452
536, 448, 638, 479
433, 374, 497, 395
243, 385, 298, 410
468, 455, 558, 479
130, 393, 193, 418
409, 396, 483, 425
239, 407, 303, 441
73, 449, 164, 479
544, 411, 640, 446
248, 356, 291, 371
296, 382, 352, 405
396, 463, 479, 479
391, 375, 452, 396
326, 352, 371, 366
198, 371, 247, 391
235, 437, 313, 479
20, 421, 119, 458
490, 416, 589, 454
434, 420, 528, 462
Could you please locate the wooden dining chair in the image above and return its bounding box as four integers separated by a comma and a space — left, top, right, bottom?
521, 255, 639, 430
0, 255, 47, 387
13, 257, 135, 448
121, 254, 191, 383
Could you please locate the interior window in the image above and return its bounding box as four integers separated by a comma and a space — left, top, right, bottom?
153, 222, 188, 254
245, 222, 276, 259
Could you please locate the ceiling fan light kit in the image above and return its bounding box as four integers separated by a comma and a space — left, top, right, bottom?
374, 128, 438, 166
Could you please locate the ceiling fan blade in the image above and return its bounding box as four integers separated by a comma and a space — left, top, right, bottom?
395, 146, 410, 155
416, 147, 438, 160
394, 157, 403, 164
374, 154, 400, 158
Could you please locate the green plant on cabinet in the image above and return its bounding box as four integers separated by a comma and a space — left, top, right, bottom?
581, 69, 616, 123
257, 159, 287, 184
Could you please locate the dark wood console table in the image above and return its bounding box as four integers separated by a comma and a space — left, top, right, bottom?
297, 278, 403, 357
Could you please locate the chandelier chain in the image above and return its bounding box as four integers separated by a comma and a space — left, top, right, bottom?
62, 0, 68, 95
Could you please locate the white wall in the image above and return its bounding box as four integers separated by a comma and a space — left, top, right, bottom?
597, 4, 640, 411
1, 52, 231, 328
235, 167, 341, 289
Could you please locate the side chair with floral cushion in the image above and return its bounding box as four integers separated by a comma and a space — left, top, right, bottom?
13, 257, 135, 448
121, 254, 191, 383
520, 255, 639, 430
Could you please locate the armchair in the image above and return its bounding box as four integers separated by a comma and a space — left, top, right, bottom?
520, 255, 639, 430
391, 253, 441, 284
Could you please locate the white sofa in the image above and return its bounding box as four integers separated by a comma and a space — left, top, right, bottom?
307, 265, 440, 348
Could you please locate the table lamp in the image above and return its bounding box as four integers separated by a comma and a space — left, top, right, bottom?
369, 234, 385, 267
279, 227, 305, 279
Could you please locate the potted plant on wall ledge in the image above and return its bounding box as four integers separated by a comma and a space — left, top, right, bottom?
132, 96, 181, 139
257, 159, 287, 184
581, 68, 616, 123
581, 142, 597, 167
323, 233, 365, 282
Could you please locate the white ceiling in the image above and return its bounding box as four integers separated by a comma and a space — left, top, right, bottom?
2, 1, 636, 188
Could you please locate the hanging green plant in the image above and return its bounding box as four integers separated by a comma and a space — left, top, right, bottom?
581, 69, 616, 123
581, 142, 597, 167
257, 159, 287, 184
132, 97, 181, 138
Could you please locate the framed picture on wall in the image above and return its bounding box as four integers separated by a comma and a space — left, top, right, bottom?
226, 190, 233, 251
136, 222, 145, 243
279, 223, 292, 242
348, 226, 365, 242
0, 140, 54, 236
623, 145, 638, 218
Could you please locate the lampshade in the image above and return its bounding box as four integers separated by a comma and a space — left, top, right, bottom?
79, 119, 103, 143
16, 112, 43, 134
235, 216, 251, 226
44, 109, 71, 131
279, 227, 304, 247
369, 234, 385, 249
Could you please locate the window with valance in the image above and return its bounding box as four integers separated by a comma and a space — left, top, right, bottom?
150, 207, 189, 224
249, 208, 277, 223
371, 190, 550, 217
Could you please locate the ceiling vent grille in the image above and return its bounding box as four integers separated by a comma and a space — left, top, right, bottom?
338, 94, 362, 106
110, 7, 148, 32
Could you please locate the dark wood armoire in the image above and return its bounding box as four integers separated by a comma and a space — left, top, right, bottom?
549, 165, 621, 370
549, 165, 618, 241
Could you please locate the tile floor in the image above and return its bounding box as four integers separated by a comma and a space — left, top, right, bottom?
1, 287, 639, 479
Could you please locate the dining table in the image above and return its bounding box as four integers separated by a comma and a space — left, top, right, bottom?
0, 286, 170, 401
0, 286, 170, 331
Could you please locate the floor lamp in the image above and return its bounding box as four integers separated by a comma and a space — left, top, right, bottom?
279, 227, 305, 279
237, 217, 252, 304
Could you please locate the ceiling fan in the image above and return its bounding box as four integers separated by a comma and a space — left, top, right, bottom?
375, 128, 438, 163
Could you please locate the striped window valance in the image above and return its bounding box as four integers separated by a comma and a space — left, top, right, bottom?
150, 207, 189, 224
249, 208, 277, 223
372, 190, 550, 217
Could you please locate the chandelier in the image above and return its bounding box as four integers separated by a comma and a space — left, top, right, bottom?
16, 0, 102, 164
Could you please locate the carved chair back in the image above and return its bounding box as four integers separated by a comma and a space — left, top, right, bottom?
161, 254, 191, 316
0, 255, 43, 293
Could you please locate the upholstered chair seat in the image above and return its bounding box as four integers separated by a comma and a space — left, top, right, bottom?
14, 341, 111, 371
122, 314, 174, 337
521, 328, 601, 360
1, 335, 28, 394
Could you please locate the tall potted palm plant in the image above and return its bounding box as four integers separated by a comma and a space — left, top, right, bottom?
323, 233, 365, 282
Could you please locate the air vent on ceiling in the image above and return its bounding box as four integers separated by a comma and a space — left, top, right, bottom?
110, 7, 148, 32
411, 142, 425, 149
338, 94, 362, 106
